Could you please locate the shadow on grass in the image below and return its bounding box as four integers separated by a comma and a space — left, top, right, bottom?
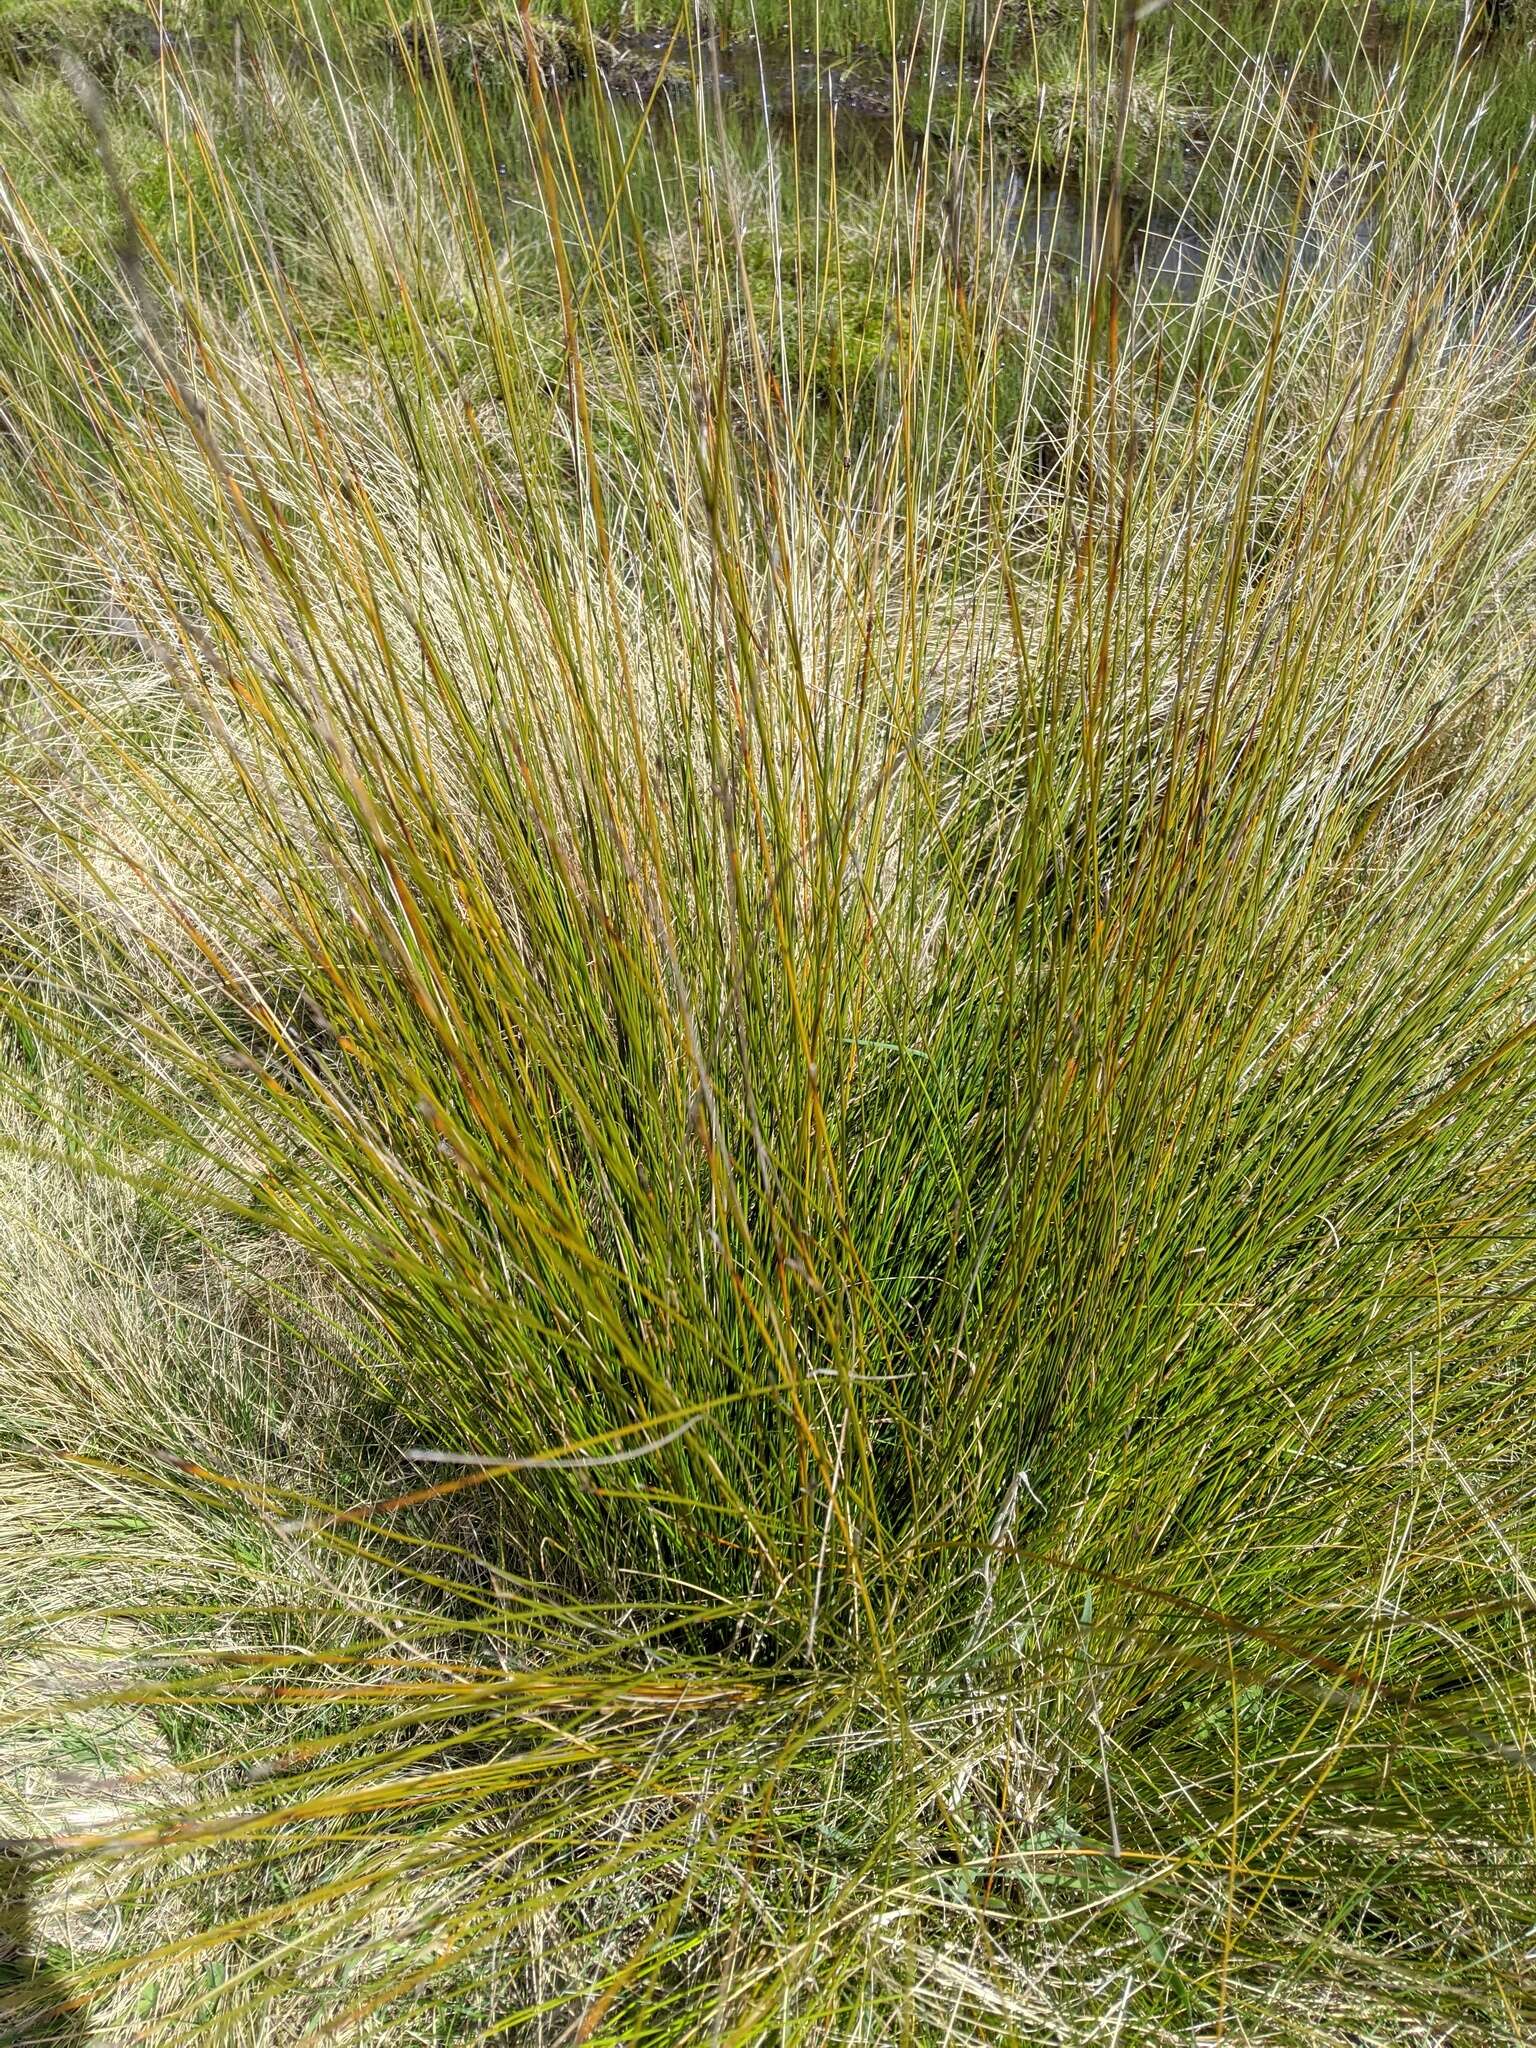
0, 1846, 85, 2046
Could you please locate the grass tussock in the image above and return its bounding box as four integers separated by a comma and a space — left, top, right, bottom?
1, 9, 1536, 2042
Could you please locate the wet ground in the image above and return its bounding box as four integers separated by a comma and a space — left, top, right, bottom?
482, 30, 1351, 316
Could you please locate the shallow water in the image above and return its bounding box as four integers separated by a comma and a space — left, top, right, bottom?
510, 34, 1324, 315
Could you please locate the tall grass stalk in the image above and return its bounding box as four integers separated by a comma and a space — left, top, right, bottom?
2, 7, 1536, 2040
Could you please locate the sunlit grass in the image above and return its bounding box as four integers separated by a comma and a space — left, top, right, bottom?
2, 5, 1536, 2041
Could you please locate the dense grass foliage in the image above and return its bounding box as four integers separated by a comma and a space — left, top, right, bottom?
3, 8, 1536, 2043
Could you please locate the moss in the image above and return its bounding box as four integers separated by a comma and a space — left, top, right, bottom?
308, 295, 493, 390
